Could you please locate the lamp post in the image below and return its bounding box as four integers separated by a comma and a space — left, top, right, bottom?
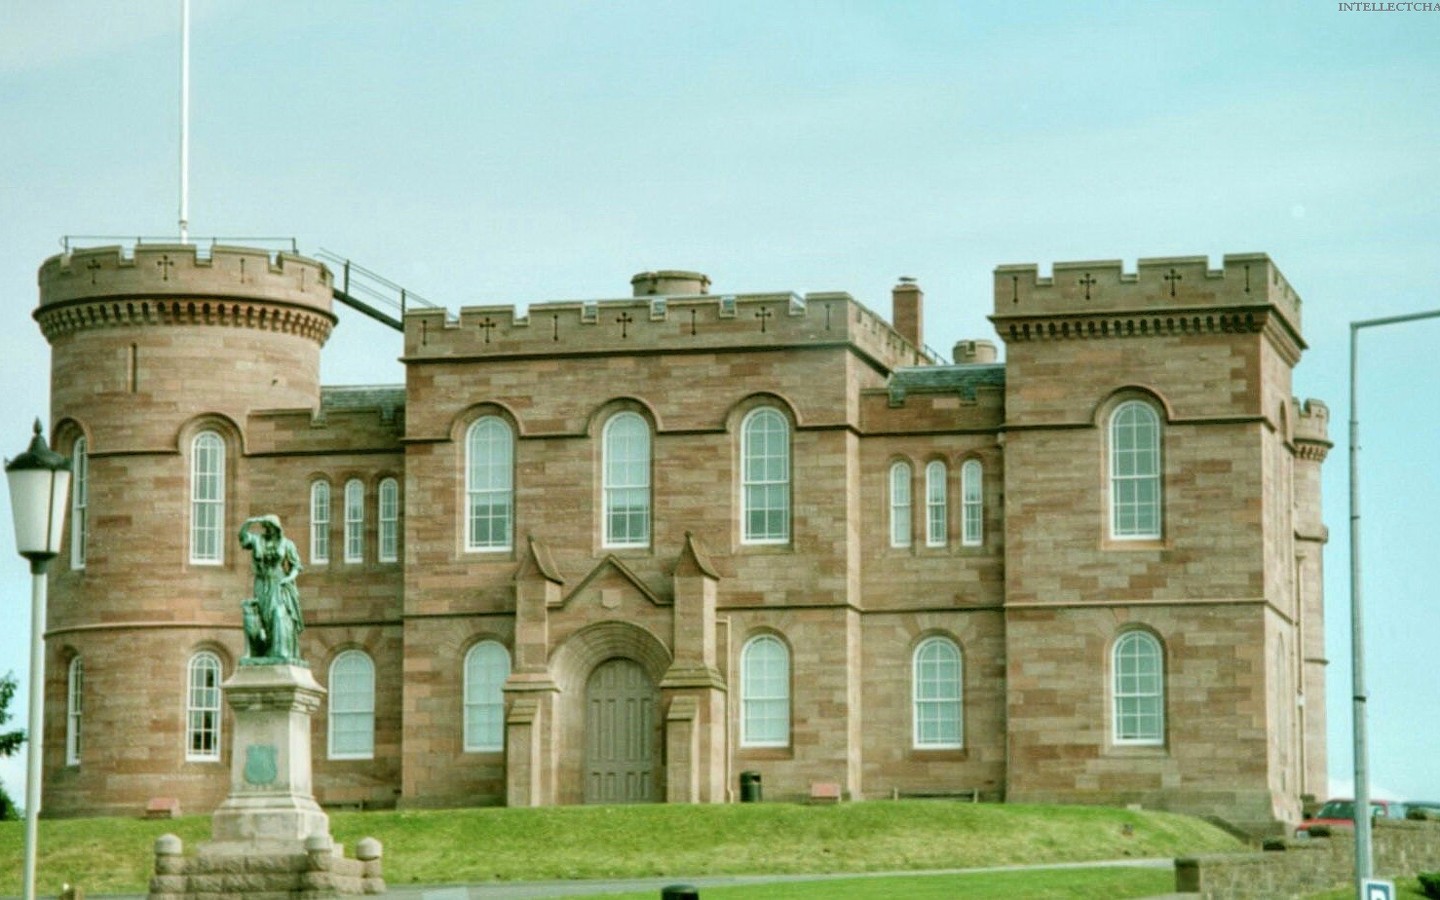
4, 420, 71, 900
1349, 308, 1440, 900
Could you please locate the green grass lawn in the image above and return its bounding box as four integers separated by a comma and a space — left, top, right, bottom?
0, 800, 1242, 896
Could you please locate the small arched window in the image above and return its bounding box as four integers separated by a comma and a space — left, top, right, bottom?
961, 459, 983, 547
378, 477, 400, 563
889, 462, 912, 548
913, 637, 963, 748
70, 436, 88, 570
344, 479, 364, 563
186, 651, 223, 761
740, 635, 790, 747
603, 413, 651, 548
310, 480, 331, 564
741, 408, 790, 544
1109, 401, 1162, 540
464, 641, 510, 752
466, 417, 514, 551
189, 432, 225, 564
925, 461, 947, 548
66, 656, 83, 766
1112, 631, 1165, 745
329, 650, 376, 760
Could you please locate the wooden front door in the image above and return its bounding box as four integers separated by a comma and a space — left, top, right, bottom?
584, 658, 658, 803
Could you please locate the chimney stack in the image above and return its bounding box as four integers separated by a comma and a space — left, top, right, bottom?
953, 339, 998, 364
892, 277, 924, 349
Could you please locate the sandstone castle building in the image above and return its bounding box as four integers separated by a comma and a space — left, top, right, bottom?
33, 243, 1330, 831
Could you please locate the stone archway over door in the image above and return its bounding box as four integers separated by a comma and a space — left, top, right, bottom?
584, 658, 659, 803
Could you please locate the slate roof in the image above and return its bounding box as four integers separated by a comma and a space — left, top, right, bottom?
888, 364, 1005, 403
319, 385, 406, 420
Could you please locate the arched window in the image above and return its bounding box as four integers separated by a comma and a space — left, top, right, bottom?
1112, 631, 1165, 745
464, 641, 510, 752
603, 413, 651, 548
189, 432, 225, 564
913, 637, 963, 748
378, 477, 400, 563
328, 650, 375, 760
186, 651, 222, 761
466, 417, 514, 551
66, 656, 83, 766
1110, 401, 1162, 540
741, 408, 790, 544
889, 461, 912, 548
961, 459, 983, 547
925, 461, 947, 548
70, 436, 88, 570
310, 480, 331, 564
740, 635, 790, 747
344, 479, 364, 563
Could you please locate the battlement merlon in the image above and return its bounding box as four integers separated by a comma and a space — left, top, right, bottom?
1293, 398, 1332, 461
991, 253, 1304, 348
400, 291, 932, 373
37, 244, 335, 316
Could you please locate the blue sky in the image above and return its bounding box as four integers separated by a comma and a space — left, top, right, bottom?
1, 1, 1438, 808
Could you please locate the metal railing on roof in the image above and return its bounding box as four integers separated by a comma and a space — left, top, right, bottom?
316, 249, 438, 332
60, 234, 299, 256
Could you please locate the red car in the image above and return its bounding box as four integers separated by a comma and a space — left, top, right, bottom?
1295, 799, 1406, 837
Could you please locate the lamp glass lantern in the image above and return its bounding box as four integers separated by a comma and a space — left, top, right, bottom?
6, 419, 71, 570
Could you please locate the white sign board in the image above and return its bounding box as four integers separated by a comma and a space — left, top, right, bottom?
1364, 878, 1395, 900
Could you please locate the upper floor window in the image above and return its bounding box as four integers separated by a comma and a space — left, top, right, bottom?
189, 432, 225, 564
740, 634, 790, 747
889, 461, 912, 548
1109, 401, 1162, 540
913, 636, 963, 749
310, 480, 331, 564
961, 459, 983, 547
186, 651, 222, 761
66, 656, 83, 766
70, 437, 88, 569
603, 413, 650, 548
741, 408, 790, 544
464, 641, 510, 752
344, 479, 364, 563
466, 417, 514, 552
378, 477, 399, 563
328, 650, 375, 760
1112, 631, 1165, 745
925, 461, 947, 548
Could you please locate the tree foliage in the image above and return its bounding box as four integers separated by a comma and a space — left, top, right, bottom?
0, 671, 23, 757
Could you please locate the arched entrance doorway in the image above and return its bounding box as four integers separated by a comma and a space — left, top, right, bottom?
584, 658, 659, 803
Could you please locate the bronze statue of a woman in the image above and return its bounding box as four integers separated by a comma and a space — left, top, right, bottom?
238, 514, 305, 664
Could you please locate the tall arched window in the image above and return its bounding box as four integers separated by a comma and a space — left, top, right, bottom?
1112, 631, 1165, 745
70, 436, 88, 570
66, 656, 83, 766
190, 432, 225, 564
466, 417, 514, 551
328, 650, 375, 760
740, 635, 790, 747
913, 637, 963, 748
925, 461, 947, 548
464, 641, 510, 752
310, 480, 331, 564
889, 461, 912, 548
961, 459, 983, 547
344, 479, 364, 563
378, 477, 399, 563
186, 651, 222, 761
1110, 401, 1162, 540
603, 413, 650, 548
741, 408, 790, 544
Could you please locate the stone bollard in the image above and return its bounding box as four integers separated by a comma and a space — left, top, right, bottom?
356, 837, 386, 895
59, 883, 84, 900
661, 885, 699, 899
149, 834, 188, 899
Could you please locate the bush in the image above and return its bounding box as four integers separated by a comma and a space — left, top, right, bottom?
1418, 870, 1440, 900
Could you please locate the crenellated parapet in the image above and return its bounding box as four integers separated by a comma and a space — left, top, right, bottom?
1293, 398, 1332, 462
36, 244, 336, 344
403, 290, 930, 372
991, 253, 1305, 361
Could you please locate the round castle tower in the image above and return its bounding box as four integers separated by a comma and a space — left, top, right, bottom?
35, 243, 334, 817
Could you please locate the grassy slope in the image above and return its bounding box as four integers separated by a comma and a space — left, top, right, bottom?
0, 801, 1242, 895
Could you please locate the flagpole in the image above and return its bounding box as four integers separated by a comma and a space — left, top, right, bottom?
179, 0, 190, 244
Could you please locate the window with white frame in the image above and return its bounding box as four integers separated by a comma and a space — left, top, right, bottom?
378, 477, 399, 563
66, 656, 83, 766
741, 408, 790, 544
1109, 401, 1162, 539
70, 436, 88, 569
1112, 631, 1165, 745
889, 461, 912, 548
925, 460, 947, 548
189, 432, 225, 564
913, 636, 963, 748
463, 641, 510, 752
603, 413, 650, 548
961, 459, 983, 547
740, 635, 790, 747
328, 650, 375, 759
310, 480, 331, 564
466, 417, 514, 551
344, 479, 364, 563
186, 651, 222, 761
